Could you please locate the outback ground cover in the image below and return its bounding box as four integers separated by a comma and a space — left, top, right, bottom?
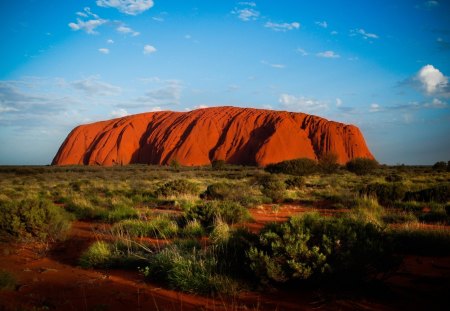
0, 160, 449, 310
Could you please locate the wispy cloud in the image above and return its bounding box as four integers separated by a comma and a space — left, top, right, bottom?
232, 7, 260, 21
261, 60, 285, 69
264, 21, 300, 32
98, 48, 110, 54
111, 108, 128, 118
350, 28, 379, 40
135, 80, 182, 106
315, 21, 328, 28
69, 7, 106, 34
107, 39, 114, 44
116, 24, 140, 36
296, 48, 308, 56
279, 94, 328, 113
72, 76, 121, 96
316, 50, 340, 58
143, 44, 157, 54
96, 0, 154, 15
369, 103, 381, 112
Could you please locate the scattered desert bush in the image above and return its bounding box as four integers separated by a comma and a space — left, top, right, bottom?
285, 176, 305, 189
114, 215, 179, 238
259, 175, 286, 203
155, 179, 200, 198
346, 158, 379, 175
360, 182, 407, 206
183, 201, 251, 228
0, 270, 16, 291
201, 182, 257, 206
432, 161, 447, 171
211, 160, 227, 170
209, 219, 230, 244
385, 174, 404, 183
319, 153, 340, 174
0, 198, 72, 241
404, 184, 450, 203
248, 213, 396, 284
265, 158, 318, 176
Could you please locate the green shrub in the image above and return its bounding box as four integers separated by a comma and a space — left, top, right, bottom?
201, 182, 259, 207
285, 176, 305, 189
0, 198, 72, 241
319, 153, 340, 174
385, 174, 404, 183
79, 241, 113, 268
155, 179, 200, 198
259, 175, 286, 203
0, 270, 16, 291
432, 161, 447, 171
184, 201, 250, 228
209, 219, 230, 244
114, 216, 179, 238
265, 158, 318, 176
404, 184, 450, 203
346, 158, 379, 175
360, 183, 407, 206
248, 213, 396, 284
211, 160, 227, 170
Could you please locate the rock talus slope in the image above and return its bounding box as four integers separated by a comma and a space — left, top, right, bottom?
52, 106, 375, 166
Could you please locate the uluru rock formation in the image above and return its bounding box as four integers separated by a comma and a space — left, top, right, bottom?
52, 106, 375, 166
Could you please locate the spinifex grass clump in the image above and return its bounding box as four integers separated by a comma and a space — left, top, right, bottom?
155, 179, 200, 198
113, 215, 179, 238
0, 198, 72, 241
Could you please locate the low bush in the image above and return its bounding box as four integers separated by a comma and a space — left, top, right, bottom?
265, 158, 318, 176
432, 161, 447, 171
181, 220, 205, 238
184, 201, 251, 228
248, 213, 396, 284
404, 184, 450, 203
259, 175, 286, 203
209, 219, 230, 244
346, 158, 379, 175
0, 198, 72, 241
360, 183, 407, 206
285, 176, 305, 189
319, 153, 340, 174
385, 174, 404, 183
201, 182, 253, 204
155, 179, 200, 198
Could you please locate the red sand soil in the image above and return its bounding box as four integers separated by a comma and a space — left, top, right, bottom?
52, 106, 374, 166
1, 205, 450, 310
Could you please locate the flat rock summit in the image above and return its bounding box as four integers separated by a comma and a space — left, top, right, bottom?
52, 106, 374, 166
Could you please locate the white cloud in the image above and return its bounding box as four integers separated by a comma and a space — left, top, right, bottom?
232, 8, 260, 21
68, 18, 107, 34
116, 25, 140, 36
98, 48, 110, 54
315, 21, 328, 28
150, 106, 162, 112
134, 80, 183, 107
369, 103, 381, 112
0, 104, 19, 113
143, 44, 157, 54
351, 28, 379, 39
330, 30, 338, 35
72, 76, 121, 96
96, 0, 154, 15
184, 34, 192, 39
107, 39, 114, 44
316, 50, 340, 58
194, 105, 209, 109
264, 21, 300, 32
416, 64, 448, 94
261, 60, 285, 69
238, 2, 256, 6
279, 94, 328, 113
69, 8, 106, 34
296, 48, 308, 56
111, 108, 128, 117
424, 98, 447, 108
336, 98, 342, 107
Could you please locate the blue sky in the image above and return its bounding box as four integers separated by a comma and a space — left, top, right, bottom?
0, 0, 449, 165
